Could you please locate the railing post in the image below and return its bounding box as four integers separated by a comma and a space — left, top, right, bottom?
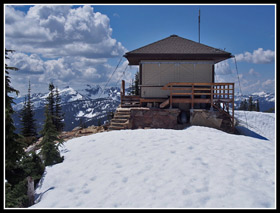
170, 85, 173, 109
121, 80, 125, 107
191, 84, 194, 109
210, 84, 213, 110
121, 80, 125, 97
232, 83, 235, 128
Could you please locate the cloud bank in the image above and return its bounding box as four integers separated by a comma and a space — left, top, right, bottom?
5, 5, 132, 95
214, 59, 275, 95
235, 48, 275, 64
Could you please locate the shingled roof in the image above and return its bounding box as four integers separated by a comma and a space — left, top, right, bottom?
124, 35, 232, 65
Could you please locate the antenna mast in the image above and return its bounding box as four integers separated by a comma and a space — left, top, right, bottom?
198, 9, 201, 43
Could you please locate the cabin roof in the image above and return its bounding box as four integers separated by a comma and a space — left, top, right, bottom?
124, 35, 233, 65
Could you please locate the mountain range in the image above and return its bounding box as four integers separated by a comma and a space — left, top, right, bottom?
12, 85, 275, 134
12, 85, 123, 133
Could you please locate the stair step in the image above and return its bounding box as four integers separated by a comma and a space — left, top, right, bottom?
114, 115, 131, 119
111, 118, 128, 123
108, 126, 126, 131
116, 111, 131, 114
110, 122, 128, 127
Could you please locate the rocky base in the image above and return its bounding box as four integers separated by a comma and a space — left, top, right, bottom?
190, 109, 235, 133
128, 108, 181, 129
25, 125, 108, 153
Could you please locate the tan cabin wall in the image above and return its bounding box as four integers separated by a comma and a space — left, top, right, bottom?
141, 60, 214, 98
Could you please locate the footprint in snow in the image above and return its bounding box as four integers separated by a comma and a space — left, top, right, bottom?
122, 177, 128, 183
90, 176, 96, 181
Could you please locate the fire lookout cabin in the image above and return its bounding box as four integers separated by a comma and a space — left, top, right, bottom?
110, 35, 235, 132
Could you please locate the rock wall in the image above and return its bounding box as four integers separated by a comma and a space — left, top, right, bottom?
190, 109, 223, 129
128, 108, 180, 129
190, 109, 235, 133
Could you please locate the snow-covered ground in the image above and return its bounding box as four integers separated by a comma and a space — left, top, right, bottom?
235, 111, 275, 142
31, 111, 275, 209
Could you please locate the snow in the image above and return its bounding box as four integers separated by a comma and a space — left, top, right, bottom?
31, 112, 275, 209
76, 111, 85, 117
252, 91, 267, 97
235, 111, 275, 142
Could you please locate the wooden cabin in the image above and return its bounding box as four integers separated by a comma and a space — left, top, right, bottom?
110, 35, 235, 132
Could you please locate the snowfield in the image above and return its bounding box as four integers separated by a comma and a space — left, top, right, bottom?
31, 111, 275, 209
234, 110, 275, 142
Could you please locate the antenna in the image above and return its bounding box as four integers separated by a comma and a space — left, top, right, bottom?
198, 9, 201, 43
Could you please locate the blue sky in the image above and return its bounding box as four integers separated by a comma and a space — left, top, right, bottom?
5, 4, 275, 95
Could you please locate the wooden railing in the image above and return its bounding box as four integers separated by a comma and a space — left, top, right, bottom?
120, 80, 235, 127
162, 82, 235, 124
121, 80, 140, 107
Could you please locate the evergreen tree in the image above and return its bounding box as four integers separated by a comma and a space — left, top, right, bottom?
47, 82, 55, 124
239, 99, 248, 111
5, 49, 45, 208
134, 71, 140, 96
54, 87, 64, 132
239, 100, 245, 110
5, 49, 25, 173
5, 152, 45, 208
40, 105, 64, 166
243, 99, 248, 111
20, 81, 37, 144
256, 99, 260, 112
248, 96, 255, 111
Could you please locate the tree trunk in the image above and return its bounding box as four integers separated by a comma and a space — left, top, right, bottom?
27, 176, 34, 206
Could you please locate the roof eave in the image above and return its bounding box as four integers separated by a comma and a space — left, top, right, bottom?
124, 53, 232, 65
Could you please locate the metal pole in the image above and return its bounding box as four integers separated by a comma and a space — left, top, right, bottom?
198, 9, 200, 43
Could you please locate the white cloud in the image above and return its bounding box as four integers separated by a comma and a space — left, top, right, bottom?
5, 5, 130, 95
7, 52, 45, 74
248, 68, 260, 77
7, 51, 134, 94
5, 5, 127, 59
235, 48, 275, 64
262, 79, 275, 87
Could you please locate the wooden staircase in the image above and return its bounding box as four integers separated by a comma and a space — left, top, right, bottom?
108, 108, 131, 131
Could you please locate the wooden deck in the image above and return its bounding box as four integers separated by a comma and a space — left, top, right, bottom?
120, 81, 235, 128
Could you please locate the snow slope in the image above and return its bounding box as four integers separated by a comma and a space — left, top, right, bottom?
235, 111, 275, 142
31, 113, 275, 208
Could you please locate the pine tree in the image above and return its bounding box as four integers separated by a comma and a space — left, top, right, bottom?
54, 87, 64, 132
5, 49, 25, 172
239, 100, 245, 110
256, 99, 260, 112
5, 49, 45, 208
243, 99, 248, 111
20, 81, 37, 144
134, 71, 140, 96
47, 83, 55, 124
248, 96, 254, 111
40, 105, 64, 166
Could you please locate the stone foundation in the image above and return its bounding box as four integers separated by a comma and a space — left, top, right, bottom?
190, 109, 223, 129
190, 109, 234, 133
128, 108, 180, 129
112, 107, 234, 133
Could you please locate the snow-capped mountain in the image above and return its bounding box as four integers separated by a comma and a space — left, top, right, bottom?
12, 85, 122, 133
77, 84, 121, 101
234, 92, 275, 112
